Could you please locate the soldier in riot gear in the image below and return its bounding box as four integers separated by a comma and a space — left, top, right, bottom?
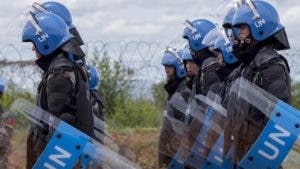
181, 48, 199, 95
182, 19, 223, 95
180, 20, 223, 164
22, 12, 94, 168
0, 83, 4, 115
158, 47, 188, 168
0, 82, 16, 169
87, 64, 105, 143
222, 0, 291, 165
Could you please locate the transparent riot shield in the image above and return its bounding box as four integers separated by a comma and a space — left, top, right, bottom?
8, 98, 140, 169
158, 92, 188, 169
8, 97, 189, 169
226, 77, 300, 169
164, 91, 230, 169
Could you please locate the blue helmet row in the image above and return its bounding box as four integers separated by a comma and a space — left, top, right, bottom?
161, 48, 187, 78
87, 64, 100, 90
182, 19, 216, 52
22, 12, 73, 56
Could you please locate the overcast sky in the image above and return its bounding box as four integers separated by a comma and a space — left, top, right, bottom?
0, 0, 299, 45
1, 0, 300, 82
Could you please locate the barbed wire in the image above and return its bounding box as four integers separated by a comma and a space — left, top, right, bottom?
0, 41, 299, 95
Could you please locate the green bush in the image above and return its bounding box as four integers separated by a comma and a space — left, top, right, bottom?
108, 98, 162, 129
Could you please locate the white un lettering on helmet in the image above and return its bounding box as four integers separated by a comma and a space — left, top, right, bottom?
254, 18, 266, 28
225, 46, 233, 53
192, 33, 202, 40
38, 33, 49, 43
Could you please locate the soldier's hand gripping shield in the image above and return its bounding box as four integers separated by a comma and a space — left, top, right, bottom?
164, 91, 231, 169
6, 98, 140, 169
225, 77, 300, 169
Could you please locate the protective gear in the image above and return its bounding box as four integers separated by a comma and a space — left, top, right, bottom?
223, 45, 291, 163
90, 90, 104, 122
182, 19, 216, 52
90, 90, 105, 143
32, 2, 84, 46
159, 62, 188, 167
27, 52, 94, 168
0, 111, 13, 169
158, 90, 189, 168
86, 64, 105, 143
191, 47, 215, 68
201, 57, 222, 94
181, 48, 193, 62
164, 77, 187, 100
214, 35, 238, 64
201, 57, 219, 72
22, 12, 73, 56
232, 0, 290, 50
32, 2, 74, 28
161, 47, 187, 78
223, 7, 235, 29
201, 30, 238, 93
87, 64, 100, 90
223, 6, 240, 40
202, 28, 222, 50
0, 85, 4, 93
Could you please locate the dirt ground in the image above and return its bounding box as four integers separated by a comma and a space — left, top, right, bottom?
6, 128, 300, 169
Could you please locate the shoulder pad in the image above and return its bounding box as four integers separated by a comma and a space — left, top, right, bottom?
202, 57, 219, 71
225, 65, 242, 82
49, 54, 74, 70
91, 90, 104, 103
176, 78, 188, 92
253, 45, 280, 68
278, 54, 290, 73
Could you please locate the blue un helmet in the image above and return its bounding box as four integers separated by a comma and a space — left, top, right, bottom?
202, 28, 222, 51
223, 6, 240, 40
232, 0, 290, 50
22, 12, 73, 56
0, 85, 4, 93
182, 19, 216, 52
181, 48, 193, 62
32, 2, 84, 46
161, 47, 187, 78
32, 2, 74, 29
0, 77, 7, 93
87, 65, 100, 90
214, 33, 238, 64
223, 7, 236, 29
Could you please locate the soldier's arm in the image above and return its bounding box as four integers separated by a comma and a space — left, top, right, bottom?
202, 68, 221, 95
46, 68, 76, 117
261, 62, 290, 103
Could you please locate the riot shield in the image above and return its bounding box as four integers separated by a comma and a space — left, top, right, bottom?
225, 77, 300, 169
6, 98, 140, 169
7, 97, 192, 169
164, 91, 230, 169
158, 92, 188, 168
